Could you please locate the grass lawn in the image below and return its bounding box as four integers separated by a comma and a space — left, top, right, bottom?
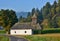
0, 36, 9, 41
0, 30, 6, 34
23, 34, 60, 41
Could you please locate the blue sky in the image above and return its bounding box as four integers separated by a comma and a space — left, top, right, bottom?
0, 0, 57, 12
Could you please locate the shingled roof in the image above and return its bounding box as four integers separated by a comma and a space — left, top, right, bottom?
11, 22, 42, 30
11, 23, 34, 29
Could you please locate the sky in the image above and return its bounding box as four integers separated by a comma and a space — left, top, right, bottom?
0, 0, 58, 12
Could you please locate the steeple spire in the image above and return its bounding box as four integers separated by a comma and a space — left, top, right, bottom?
31, 12, 37, 25
32, 13, 37, 18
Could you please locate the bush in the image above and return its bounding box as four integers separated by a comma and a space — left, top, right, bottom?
41, 28, 60, 34
33, 30, 41, 34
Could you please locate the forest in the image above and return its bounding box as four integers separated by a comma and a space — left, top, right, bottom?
19, 0, 60, 28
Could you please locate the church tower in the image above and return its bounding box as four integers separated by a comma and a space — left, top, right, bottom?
31, 13, 37, 25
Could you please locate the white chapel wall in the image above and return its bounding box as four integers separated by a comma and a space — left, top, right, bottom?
10, 29, 32, 35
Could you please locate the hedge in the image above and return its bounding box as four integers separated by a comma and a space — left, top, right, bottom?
41, 28, 60, 34
33, 30, 41, 34
33, 28, 60, 34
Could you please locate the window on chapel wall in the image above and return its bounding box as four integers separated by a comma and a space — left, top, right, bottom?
15, 31, 16, 33
25, 31, 27, 33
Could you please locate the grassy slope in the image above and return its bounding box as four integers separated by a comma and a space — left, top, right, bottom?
0, 36, 9, 41
23, 34, 60, 41
0, 30, 6, 34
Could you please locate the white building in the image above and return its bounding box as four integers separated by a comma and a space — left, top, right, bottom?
10, 23, 34, 35
10, 13, 42, 35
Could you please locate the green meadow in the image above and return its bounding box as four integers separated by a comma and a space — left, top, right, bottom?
0, 30, 6, 34
0, 36, 9, 41
24, 35, 60, 41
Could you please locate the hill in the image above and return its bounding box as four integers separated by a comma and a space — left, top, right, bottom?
16, 12, 28, 18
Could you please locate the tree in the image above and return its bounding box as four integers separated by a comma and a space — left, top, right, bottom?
19, 16, 27, 22
19, 16, 23, 21
51, 1, 57, 17
27, 12, 31, 22
42, 2, 51, 19
42, 2, 58, 28
57, 0, 60, 14
36, 8, 43, 23
56, 16, 60, 27
31, 8, 35, 16
27, 12, 31, 17
58, 0, 60, 6
0, 9, 18, 31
